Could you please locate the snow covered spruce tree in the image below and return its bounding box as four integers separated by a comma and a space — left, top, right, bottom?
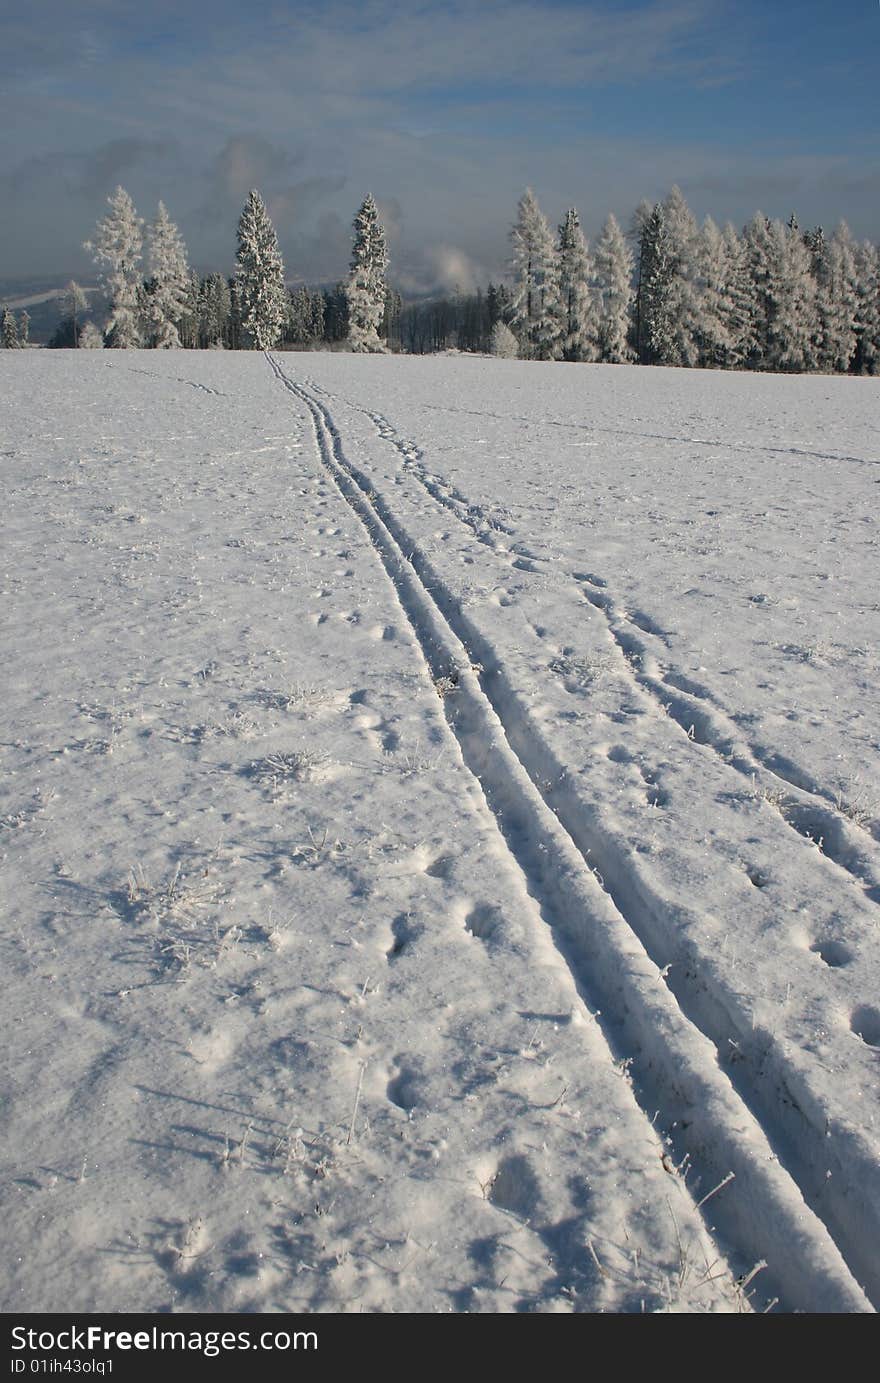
593, 213, 634, 362
145, 202, 190, 349
510, 189, 561, 359
741, 212, 775, 367
720, 222, 755, 367
766, 218, 818, 372
557, 208, 598, 361
633, 187, 703, 366
694, 216, 741, 368
345, 194, 390, 352
201, 273, 232, 349
742, 213, 817, 371
853, 239, 880, 375
62, 281, 88, 347
234, 190, 287, 350
1, 308, 19, 348
813, 223, 859, 374
85, 186, 144, 348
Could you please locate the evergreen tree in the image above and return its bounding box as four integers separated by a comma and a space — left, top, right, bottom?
630, 198, 654, 362
593, 213, 634, 363
695, 217, 734, 367
1, 309, 19, 348
201, 273, 232, 348
852, 239, 879, 375
346, 194, 390, 352
557, 208, 598, 361
510, 189, 561, 359
766, 218, 817, 372
62, 281, 88, 347
18, 311, 29, 347
814, 222, 858, 373
323, 283, 350, 343
656, 185, 701, 365
720, 222, 754, 367
234, 190, 287, 350
742, 212, 775, 368
85, 186, 144, 348
176, 271, 202, 349
381, 286, 402, 351
638, 202, 674, 363
487, 282, 513, 331
146, 202, 189, 348
287, 286, 312, 344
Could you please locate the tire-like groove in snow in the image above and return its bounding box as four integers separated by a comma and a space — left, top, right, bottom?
266, 353, 871, 1313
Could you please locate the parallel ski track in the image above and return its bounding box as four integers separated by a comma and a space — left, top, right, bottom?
343, 393, 880, 882
267, 353, 872, 1313
295, 371, 880, 1300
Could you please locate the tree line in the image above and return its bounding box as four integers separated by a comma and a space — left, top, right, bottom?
7, 181, 876, 374
505, 187, 879, 374
29, 187, 391, 355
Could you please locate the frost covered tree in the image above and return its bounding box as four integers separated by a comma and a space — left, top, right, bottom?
345, 194, 390, 352
694, 216, 732, 367
510, 189, 561, 359
720, 222, 755, 367
201, 273, 232, 348
813, 223, 858, 373
655, 186, 701, 365
694, 216, 756, 368
1, 309, 19, 348
766, 218, 817, 372
490, 320, 519, 358
557, 208, 597, 361
79, 321, 104, 349
742, 214, 818, 371
176, 271, 202, 350
630, 198, 654, 361
852, 239, 879, 375
593, 213, 633, 363
85, 186, 144, 348
633, 187, 702, 366
234, 190, 287, 350
287, 286, 327, 346
63, 281, 88, 347
146, 202, 190, 349
742, 212, 775, 367
637, 202, 674, 363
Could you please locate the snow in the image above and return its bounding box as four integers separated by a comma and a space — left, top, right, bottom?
1, 350, 878, 1314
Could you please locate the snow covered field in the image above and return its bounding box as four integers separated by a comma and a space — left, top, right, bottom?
1, 351, 878, 1314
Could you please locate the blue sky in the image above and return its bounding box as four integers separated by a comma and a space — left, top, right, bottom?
1, 0, 877, 290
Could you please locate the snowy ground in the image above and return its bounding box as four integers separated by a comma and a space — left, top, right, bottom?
1, 351, 878, 1314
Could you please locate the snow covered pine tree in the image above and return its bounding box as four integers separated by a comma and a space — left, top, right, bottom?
557, 207, 598, 361
234, 190, 287, 350
593, 213, 634, 363
85, 186, 144, 348
510, 188, 561, 359
145, 202, 190, 349
1, 309, 19, 348
346, 194, 390, 352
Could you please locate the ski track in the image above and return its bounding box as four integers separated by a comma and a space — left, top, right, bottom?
304, 375, 880, 877
267, 353, 874, 1313
299, 373, 880, 1300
